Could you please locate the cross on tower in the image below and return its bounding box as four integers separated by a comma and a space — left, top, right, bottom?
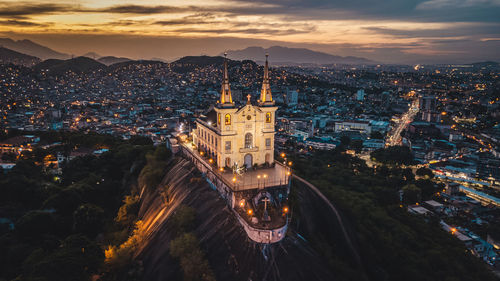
247, 94, 251, 104
262, 197, 271, 221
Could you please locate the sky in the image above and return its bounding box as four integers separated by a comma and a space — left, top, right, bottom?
1, 0, 499, 64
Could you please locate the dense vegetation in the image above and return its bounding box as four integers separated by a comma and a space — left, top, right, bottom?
370, 145, 415, 166
0, 132, 165, 281
2, 130, 496, 281
169, 205, 216, 281
289, 148, 497, 281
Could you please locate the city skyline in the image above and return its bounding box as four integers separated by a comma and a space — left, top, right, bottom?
1, 0, 500, 64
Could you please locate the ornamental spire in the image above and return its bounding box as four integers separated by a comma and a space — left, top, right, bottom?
259, 53, 274, 105
219, 52, 233, 107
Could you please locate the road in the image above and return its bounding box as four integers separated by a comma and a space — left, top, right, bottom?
292, 174, 362, 267
387, 99, 419, 146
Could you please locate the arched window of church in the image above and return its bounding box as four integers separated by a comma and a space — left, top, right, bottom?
225, 114, 231, 125
266, 112, 272, 123
245, 133, 253, 148
217, 113, 221, 125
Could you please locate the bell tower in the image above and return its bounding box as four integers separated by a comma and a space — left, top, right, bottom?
258, 53, 274, 106
219, 52, 234, 108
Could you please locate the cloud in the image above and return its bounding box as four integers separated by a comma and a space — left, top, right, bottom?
0, 3, 70, 17
1, 1, 499, 23
416, 0, 500, 10
0, 19, 50, 27
154, 19, 212, 26
95, 5, 192, 14
364, 24, 500, 39
172, 27, 315, 36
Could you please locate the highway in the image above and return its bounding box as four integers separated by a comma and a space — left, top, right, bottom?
387, 99, 420, 146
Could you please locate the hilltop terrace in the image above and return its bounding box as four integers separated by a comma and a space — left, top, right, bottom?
180, 140, 291, 191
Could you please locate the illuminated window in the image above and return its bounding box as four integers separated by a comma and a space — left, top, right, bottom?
217, 113, 221, 125
225, 114, 231, 125
266, 112, 272, 123
245, 133, 253, 148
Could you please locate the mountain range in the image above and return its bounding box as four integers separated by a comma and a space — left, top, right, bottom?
0, 47, 41, 67
0, 38, 497, 69
97, 56, 132, 66
33, 56, 106, 75
0, 38, 69, 60
225, 46, 374, 65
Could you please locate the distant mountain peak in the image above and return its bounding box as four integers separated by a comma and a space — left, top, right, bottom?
83, 52, 101, 59
225, 46, 374, 65
0, 38, 69, 60
97, 56, 131, 66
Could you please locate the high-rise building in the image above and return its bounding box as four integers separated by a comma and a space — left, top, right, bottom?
419, 95, 440, 123
419, 95, 437, 111
356, 89, 365, 101
286, 89, 298, 106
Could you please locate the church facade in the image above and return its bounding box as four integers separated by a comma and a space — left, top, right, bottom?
193, 54, 277, 169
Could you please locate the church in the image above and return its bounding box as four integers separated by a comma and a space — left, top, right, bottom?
193, 54, 277, 170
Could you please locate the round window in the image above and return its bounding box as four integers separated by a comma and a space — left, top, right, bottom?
247, 115, 251, 120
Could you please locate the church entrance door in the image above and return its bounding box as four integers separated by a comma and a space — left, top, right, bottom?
244, 154, 253, 168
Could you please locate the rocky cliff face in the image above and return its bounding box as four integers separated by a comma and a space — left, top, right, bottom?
135, 157, 359, 281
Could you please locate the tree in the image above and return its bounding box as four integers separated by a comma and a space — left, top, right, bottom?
16, 211, 56, 239
370, 131, 384, 139
129, 135, 153, 145
415, 179, 439, 199
170, 233, 215, 281
350, 139, 363, 153
73, 203, 105, 237
370, 146, 414, 165
42, 188, 83, 214
22, 235, 103, 281
416, 167, 434, 179
170, 205, 196, 236
402, 184, 421, 204
115, 195, 140, 226
340, 135, 351, 146
402, 168, 415, 182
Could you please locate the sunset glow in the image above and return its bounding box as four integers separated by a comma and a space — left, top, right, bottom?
1, 0, 499, 63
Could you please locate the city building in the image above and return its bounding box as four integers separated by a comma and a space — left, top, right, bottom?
334, 120, 372, 135
356, 89, 365, 101
193, 54, 277, 169
286, 89, 299, 106
181, 54, 291, 244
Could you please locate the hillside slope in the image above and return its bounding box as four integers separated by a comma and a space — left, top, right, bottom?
0, 47, 41, 66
